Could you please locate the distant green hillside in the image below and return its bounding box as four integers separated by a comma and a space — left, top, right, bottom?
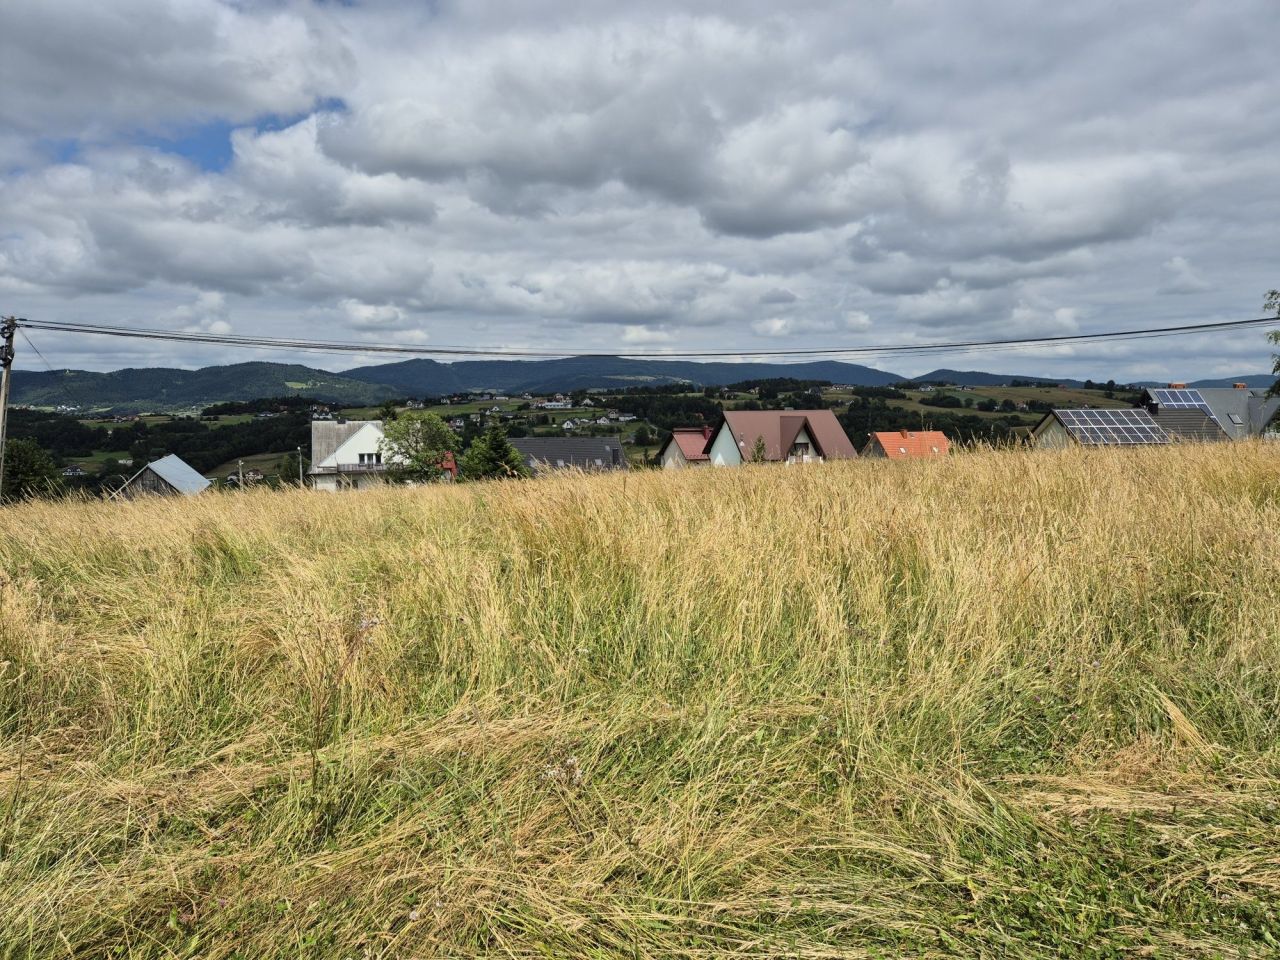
11, 362, 399, 412
341, 356, 906, 394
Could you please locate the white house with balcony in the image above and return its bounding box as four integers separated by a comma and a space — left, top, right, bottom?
309, 420, 390, 491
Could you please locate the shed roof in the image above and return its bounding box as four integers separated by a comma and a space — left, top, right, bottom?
1037, 408, 1170, 446
716, 410, 857, 461
866, 430, 950, 459
143, 454, 211, 495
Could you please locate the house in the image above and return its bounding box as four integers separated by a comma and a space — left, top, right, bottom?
1139, 384, 1279, 440
61, 464, 88, 479
309, 420, 457, 490
112, 454, 211, 499
703, 410, 858, 466
862, 430, 950, 459
510, 437, 628, 475
658, 426, 714, 468
1029, 409, 1170, 448
309, 420, 388, 491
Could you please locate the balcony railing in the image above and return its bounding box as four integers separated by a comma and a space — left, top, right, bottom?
309, 461, 389, 475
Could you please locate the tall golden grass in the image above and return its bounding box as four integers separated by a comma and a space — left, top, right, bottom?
2, 443, 1279, 957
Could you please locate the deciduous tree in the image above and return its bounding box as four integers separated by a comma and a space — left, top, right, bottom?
2, 439, 61, 500
379, 412, 457, 482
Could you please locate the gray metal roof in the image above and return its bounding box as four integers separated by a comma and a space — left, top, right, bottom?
1149, 408, 1230, 443
510, 437, 627, 473
145, 454, 211, 494
1194, 388, 1280, 440
311, 419, 378, 465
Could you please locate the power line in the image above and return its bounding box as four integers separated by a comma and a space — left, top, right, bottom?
15, 315, 1279, 362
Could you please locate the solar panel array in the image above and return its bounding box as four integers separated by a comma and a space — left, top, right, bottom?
1150, 388, 1214, 414
1055, 409, 1171, 446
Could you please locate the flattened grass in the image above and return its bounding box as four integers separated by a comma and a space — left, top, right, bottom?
2, 444, 1280, 957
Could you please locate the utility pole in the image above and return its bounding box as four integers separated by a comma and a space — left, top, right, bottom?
297, 445, 303, 486
237, 458, 244, 487
0, 317, 20, 498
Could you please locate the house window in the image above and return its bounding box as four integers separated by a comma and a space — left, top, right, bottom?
791, 442, 810, 458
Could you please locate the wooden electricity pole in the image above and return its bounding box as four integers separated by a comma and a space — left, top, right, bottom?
0, 317, 19, 497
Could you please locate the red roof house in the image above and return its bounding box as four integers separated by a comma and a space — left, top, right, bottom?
705, 410, 858, 465
659, 426, 714, 468
440, 450, 459, 480
862, 429, 950, 459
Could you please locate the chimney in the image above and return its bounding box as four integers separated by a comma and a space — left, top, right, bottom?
1168, 382, 1186, 389
1233, 382, 1247, 389
702, 425, 712, 441
900, 429, 911, 438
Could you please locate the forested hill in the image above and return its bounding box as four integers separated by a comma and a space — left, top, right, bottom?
11, 355, 1272, 413
11, 362, 400, 412
11, 357, 907, 411
340, 356, 905, 394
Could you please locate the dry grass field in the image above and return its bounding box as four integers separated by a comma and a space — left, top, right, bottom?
2, 444, 1280, 957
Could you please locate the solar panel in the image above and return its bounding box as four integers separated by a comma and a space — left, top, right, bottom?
1055, 408, 1170, 445
1150, 388, 1216, 416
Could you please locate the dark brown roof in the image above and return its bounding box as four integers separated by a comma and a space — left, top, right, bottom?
716, 410, 857, 461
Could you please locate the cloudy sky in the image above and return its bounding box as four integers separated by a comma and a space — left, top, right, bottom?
1, 0, 1277, 380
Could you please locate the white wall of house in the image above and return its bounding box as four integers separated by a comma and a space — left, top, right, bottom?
660, 441, 687, 469
1031, 417, 1072, 449
312, 421, 398, 492
708, 426, 745, 466
787, 425, 818, 463
317, 422, 387, 469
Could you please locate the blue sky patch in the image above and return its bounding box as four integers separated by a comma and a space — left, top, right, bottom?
134, 99, 347, 173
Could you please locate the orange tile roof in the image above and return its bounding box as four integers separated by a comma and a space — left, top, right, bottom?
867, 430, 949, 459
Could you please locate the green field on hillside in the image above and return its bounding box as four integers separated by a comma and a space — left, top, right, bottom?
2, 445, 1279, 957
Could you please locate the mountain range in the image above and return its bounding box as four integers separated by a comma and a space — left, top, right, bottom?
10, 357, 1273, 412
